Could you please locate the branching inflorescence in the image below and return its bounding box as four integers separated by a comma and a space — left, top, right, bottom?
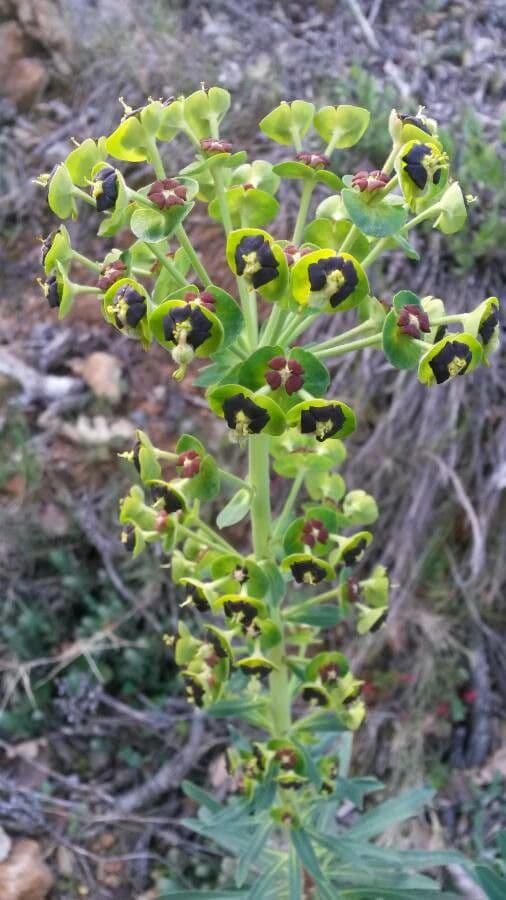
35, 88, 500, 896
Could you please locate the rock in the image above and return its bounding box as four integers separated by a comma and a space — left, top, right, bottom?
0, 838, 53, 900
0, 21, 27, 61
0, 1, 72, 74
0, 20, 47, 109
2, 56, 48, 109
69, 351, 123, 402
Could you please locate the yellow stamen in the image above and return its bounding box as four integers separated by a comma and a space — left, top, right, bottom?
242, 251, 262, 278
447, 356, 468, 378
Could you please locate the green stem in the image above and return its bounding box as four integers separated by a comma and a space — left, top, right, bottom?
212, 167, 232, 235
308, 318, 375, 352
360, 237, 390, 270
314, 332, 382, 359
377, 174, 399, 197
272, 471, 305, 542
155, 450, 178, 462
290, 125, 303, 154
248, 434, 272, 560
260, 303, 286, 346
126, 189, 152, 208
338, 224, 359, 254
175, 224, 211, 286
73, 284, 103, 296
175, 522, 225, 553
292, 178, 315, 245
227, 344, 247, 361
429, 314, 464, 326
248, 434, 291, 737
299, 585, 341, 607
148, 244, 188, 288
71, 250, 102, 273
324, 132, 341, 158
219, 468, 251, 492
145, 135, 166, 180
239, 281, 258, 350
192, 517, 237, 553
72, 186, 97, 208
383, 143, 400, 176
403, 203, 441, 232
278, 311, 318, 347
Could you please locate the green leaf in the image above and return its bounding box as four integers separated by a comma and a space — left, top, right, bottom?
184, 454, 220, 502
160, 892, 249, 899
176, 433, 206, 455
474, 865, 506, 900
48, 164, 76, 219
293, 710, 345, 733
216, 488, 251, 529
65, 137, 105, 186
337, 891, 459, 899
342, 490, 378, 525
181, 779, 223, 813
209, 186, 280, 228
232, 160, 280, 194
140, 99, 165, 133
288, 846, 303, 900
273, 160, 314, 180
304, 219, 369, 262
246, 859, 284, 900
311, 830, 465, 870
262, 560, 286, 606
106, 116, 148, 162
138, 445, 161, 482
151, 250, 191, 304
390, 232, 420, 260
316, 170, 343, 191
286, 604, 343, 627
382, 308, 424, 370
344, 787, 435, 841
259, 100, 314, 145
183, 87, 231, 139
236, 823, 272, 887
236, 345, 283, 391
193, 358, 241, 387
157, 98, 186, 140
342, 189, 408, 237
206, 697, 268, 728
291, 348, 330, 396
434, 181, 467, 234
392, 289, 421, 312
130, 203, 191, 242
314, 104, 370, 148
205, 285, 245, 345
291, 829, 335, 900
334, 775, 384, 808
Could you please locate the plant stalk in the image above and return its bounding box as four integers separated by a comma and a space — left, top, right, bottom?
175, 224, 211, 286
248, 434, 291, 737
148, 243, 188, 288
292, 178, 315, 245
314, 332, 382, 359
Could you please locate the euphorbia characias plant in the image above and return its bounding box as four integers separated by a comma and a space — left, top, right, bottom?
35, 88, 499, 897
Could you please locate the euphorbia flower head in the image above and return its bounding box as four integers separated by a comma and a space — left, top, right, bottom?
265, 356, 304, 395
92, 165, 118, 212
